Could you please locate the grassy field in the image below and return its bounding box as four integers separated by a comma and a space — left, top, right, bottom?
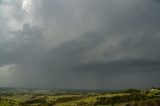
0, 88, 160, 106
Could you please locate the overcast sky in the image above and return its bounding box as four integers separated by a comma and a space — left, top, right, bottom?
0, 0, 160, 89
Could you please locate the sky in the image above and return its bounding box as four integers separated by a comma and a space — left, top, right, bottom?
0, 0, 160, 89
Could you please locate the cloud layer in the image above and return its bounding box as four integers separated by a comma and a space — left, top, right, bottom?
0, 0, 160, 89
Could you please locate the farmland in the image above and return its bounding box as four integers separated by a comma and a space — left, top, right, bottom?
0, 88, 160, 106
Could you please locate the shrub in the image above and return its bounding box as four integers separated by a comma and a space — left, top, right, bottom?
125, 103, 131, 106
155, 99, 160, 106
133, 101, 138, 106
145, 100, 156, 106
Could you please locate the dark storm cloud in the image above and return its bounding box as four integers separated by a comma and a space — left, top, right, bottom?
0, 0, 160, 89
75, 60, 160, 73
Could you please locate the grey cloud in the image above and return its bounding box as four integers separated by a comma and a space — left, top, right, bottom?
0, 23, 43, 64
0, 0, 160, 89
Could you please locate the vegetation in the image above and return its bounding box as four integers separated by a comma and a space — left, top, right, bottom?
0, 88, 160, 106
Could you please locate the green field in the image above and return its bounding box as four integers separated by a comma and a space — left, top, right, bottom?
0, 88, 160, 106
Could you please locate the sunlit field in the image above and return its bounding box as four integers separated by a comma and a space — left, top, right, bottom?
0, 88, 160, 106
